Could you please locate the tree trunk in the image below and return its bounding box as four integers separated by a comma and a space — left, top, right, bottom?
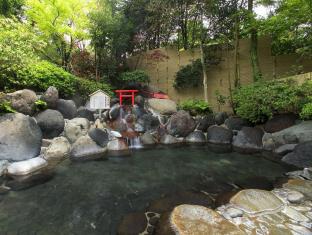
248, 0, 262, 82
234, 10, 240, 88
200, 4, 208, 103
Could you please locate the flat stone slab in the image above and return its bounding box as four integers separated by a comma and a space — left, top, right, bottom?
170, 205, 244, 235
283, 179, 312, 199
7, 157, 48, 176
230, 189, 284, 215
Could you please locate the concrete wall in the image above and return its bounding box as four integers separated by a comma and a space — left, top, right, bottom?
127, 37, 312, 112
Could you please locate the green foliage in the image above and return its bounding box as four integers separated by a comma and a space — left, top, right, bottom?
34, 100, 47, 112
0, 101, 15, 114
233, 79, 302, 123
76, 77, 113, 101
174, 59, 203, 89
0, 0, 24, 16
300, 102, 312, 120
178, 99, 212, 116
118, 70, 149, 84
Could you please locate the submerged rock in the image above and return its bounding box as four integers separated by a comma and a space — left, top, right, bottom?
264, 114, 297, 133
7, 157, 48, 176
117, 212, 147, 235
146, 98, 177, 115
41, 86, 59, 109
185, 130, 206, 143
56, 99, 77, 119
166, 110, 196, 137
282, 141, 312, 168
6, 89, 37, 115
274, 144, 297, 156
230, 189, 284, 215
64, 118, 90, 143
232, 127, 264, 153
0, 113, 42, 161
164, 205, 244, 235
70, 135, 107, 161
35, 109, 65, 139
207, 125, 233, 145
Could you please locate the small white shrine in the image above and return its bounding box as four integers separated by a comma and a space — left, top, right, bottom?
89, 90, 111, 110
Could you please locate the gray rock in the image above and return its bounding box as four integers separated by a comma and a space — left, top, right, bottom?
225, 207, 243, 218
6, 89, 38, 115
302, 168, 312, 180
132, 105, 146, 120
107, 139, 129, 151
0, 113, 42, 161
77, 107, 95, 121
135, 95, 145, 107
43, 137, 71, 163
282, 141, 312, 168
264, 114, 297, 133
56, 99, 77, 119
225, 116, 252, 131
42, 139, 52, 147
197, 114, 215, 132
70, 135, 107, 161
160, 134, 179, 145
7, 157, 48, 176
146, 98, 177, 115
185, 130, 206, 143
215, 112, 228, 125
140, 132, 157, 145
166, 110, 196, 137
262, 121, 312, 150
109, 104, 121, 121
207, 125, 233, 145
137, 114, 160, 132
64, 118, 90, 143
35, 109, 65, 139
88, 128, 109, 147
0, 160, 9, 176
232, 127, 264, 153
274, 144, 297, 156
287, 191, 304, 203
41, 86, 58, 108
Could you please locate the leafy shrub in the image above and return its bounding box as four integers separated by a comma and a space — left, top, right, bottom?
118, 70, 149, 84
233, 79, 301, 123
1, 61, 113, 100
0, 101, 16, 114
34, 100, 47, 112
174, 59, 203, 89
300, 102, 312, 120
178, 99, 212, 116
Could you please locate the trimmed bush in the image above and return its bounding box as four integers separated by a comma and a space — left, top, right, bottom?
1, 61, 113, 100
118, 70, 149, 84
178, 99, 212, 116
300, 103, 312, 120
174, 59, 203, 89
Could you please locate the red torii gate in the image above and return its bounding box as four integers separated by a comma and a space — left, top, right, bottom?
115, 90, 138, 106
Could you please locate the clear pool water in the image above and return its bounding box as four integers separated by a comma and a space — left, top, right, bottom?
0, 146, 291, 234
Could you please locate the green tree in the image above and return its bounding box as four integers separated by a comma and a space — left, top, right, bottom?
0, 0, 24, 17
25, 0, 95, 70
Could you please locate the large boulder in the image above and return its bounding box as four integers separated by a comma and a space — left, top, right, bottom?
109, 104, 121, 121
134, 95, 145, 107
137, 114, 160, 132
264, 114, 297, 133
88, 128, 109, 147
35, 109, 65, 139
232, 127, 264, 153
160, 134, 179, 145
140, 132, 157, 145
282, 141, 312, 168
185, 130, 206, 143
0, 113, 42, 161
70, 135, 107, 161
77, 107, 95, 121
159, 205, 243, 235
166, 110, 196, 137
146, 98, 177, 115
225, 116, 252, 131
207, 125, 233, 145
230, 189, 284, 215
107, 139, 129, 151
6, 89, 38, 115
41, 86, 59, 109
56, 99, 77, 119
197, 114, 215, 132
64, 118, 90, 143
7, 157, 48, 176
262, 121, 312, 150
43, 137, 71, 164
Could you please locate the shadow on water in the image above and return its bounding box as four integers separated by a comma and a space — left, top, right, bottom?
0, 145, 293, 234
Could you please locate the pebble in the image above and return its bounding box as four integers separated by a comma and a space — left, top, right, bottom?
287, 191, 304, 203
